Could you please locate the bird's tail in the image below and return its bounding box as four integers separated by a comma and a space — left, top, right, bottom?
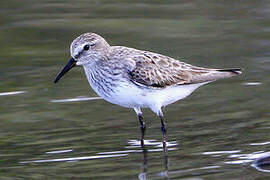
217, 68, 242, 75
189, 68, 242, 83
209, 68, 242, 81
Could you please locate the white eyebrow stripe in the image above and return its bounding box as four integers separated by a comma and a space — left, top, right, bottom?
73, 43, 86, 58
71, 39, 98, 58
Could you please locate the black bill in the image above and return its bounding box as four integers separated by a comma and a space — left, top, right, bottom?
54, 57, 77, 83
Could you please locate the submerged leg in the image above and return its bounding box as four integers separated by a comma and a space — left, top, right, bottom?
134, 107, 146, 147
159, 110, 167, 149
138, 145, 148, 180
139, 114, 146, 147
158, 110, 169, 172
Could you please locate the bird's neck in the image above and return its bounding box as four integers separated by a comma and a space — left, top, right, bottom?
83, 62, 119, 98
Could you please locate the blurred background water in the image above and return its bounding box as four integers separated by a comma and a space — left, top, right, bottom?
0, 0, 270, 179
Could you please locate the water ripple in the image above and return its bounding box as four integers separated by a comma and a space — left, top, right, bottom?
167, 165, 221, 175
225, 151, 267, 165
98, 148, 177, 155
126, 139, 178, 148
0, 91, 26, 96
50, 96, 102, 103
202, 150, 241, 155
243, 82, 262, 86
20, 154, 127, 164
46, 149, 73, 154
250, 141, 270, 146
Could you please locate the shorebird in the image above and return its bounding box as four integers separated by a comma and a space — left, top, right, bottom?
54, 33, 241, 148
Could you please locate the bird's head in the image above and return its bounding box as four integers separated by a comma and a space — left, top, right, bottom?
71, 33, 110, 65
54, 33, 110, 83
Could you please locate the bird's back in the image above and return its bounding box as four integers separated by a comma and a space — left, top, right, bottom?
110, 46, 241, 88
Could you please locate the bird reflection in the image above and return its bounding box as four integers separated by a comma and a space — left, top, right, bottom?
138, 146, 148, 180
138, 143, 170, 180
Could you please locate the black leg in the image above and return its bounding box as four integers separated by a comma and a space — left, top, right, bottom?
159, 114, 167, 149
138, 145, 148, 179
138, 114, 146, 147
159, 113, 169, 176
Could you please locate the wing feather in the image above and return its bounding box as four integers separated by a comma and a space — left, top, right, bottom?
110, 46, 240, 88
127, 51, 209, 87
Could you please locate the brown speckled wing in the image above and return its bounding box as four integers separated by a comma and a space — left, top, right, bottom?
128, 51, 211, 87
110, 46, 240, 87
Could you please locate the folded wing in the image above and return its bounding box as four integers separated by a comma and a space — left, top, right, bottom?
127, 51, 241, 88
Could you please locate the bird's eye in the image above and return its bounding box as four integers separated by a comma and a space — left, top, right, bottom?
83, 45, 90, 51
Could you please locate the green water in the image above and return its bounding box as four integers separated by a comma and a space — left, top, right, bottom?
0, 0, 270, 179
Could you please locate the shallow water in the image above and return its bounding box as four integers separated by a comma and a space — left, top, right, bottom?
0, 0, 270, 179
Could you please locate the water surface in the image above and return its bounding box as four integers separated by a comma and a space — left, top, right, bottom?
0, 0, 270, 179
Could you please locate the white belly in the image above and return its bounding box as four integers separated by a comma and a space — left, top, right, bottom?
83, 64, 209, 113
99, 81, 209, 114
